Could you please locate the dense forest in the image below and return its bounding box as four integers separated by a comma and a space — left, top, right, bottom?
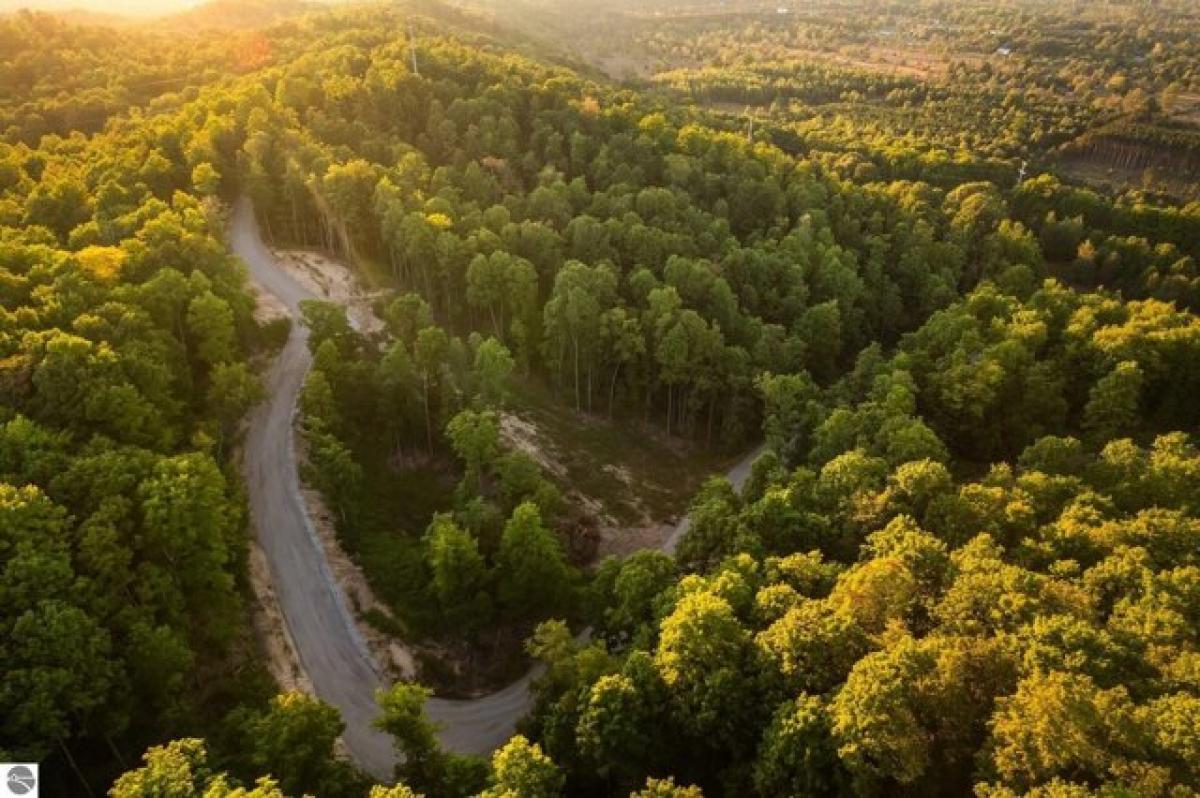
2, 0, 1199, 796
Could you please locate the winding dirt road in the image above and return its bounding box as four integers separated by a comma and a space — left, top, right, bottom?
232, 199, 763, 780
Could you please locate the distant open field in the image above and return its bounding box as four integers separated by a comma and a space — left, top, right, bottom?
1056, 153, 1200, 201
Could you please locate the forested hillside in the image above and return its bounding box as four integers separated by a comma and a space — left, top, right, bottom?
0, 60, 273, 792
2, 1, 1199, 796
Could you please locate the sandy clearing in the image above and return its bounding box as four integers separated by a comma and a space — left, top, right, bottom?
499, 410, 620, 530
249, 280, 290, 326
499, 413, 567, 480
271, 248, 386, 335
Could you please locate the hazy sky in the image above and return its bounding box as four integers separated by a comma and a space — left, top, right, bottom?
0, 0, 201, 17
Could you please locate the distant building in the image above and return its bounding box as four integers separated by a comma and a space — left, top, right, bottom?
996, 46, 1013, 57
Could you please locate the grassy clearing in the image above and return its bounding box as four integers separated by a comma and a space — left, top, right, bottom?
1055, 151, 1200, 201
508, 380, 740, 528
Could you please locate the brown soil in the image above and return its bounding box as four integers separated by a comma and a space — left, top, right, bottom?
1056, 153, 1200, 200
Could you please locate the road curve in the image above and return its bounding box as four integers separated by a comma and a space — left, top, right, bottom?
231, 199, 764, 779
663, 443, 765, 555
234, 199, 397, 779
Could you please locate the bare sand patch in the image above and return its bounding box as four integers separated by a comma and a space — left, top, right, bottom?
248, 541, 313, 695
501, 410, 676, 555
249, 281, 289, 325
499, 413, 569, 481
272, 248, 386, 334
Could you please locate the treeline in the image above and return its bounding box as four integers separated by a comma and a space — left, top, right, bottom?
788, 82, 1098, 163
653, 59, 920, 107
0, 10, 264, 143
768, 115, 1018, 189
659, 62, 1096, 163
